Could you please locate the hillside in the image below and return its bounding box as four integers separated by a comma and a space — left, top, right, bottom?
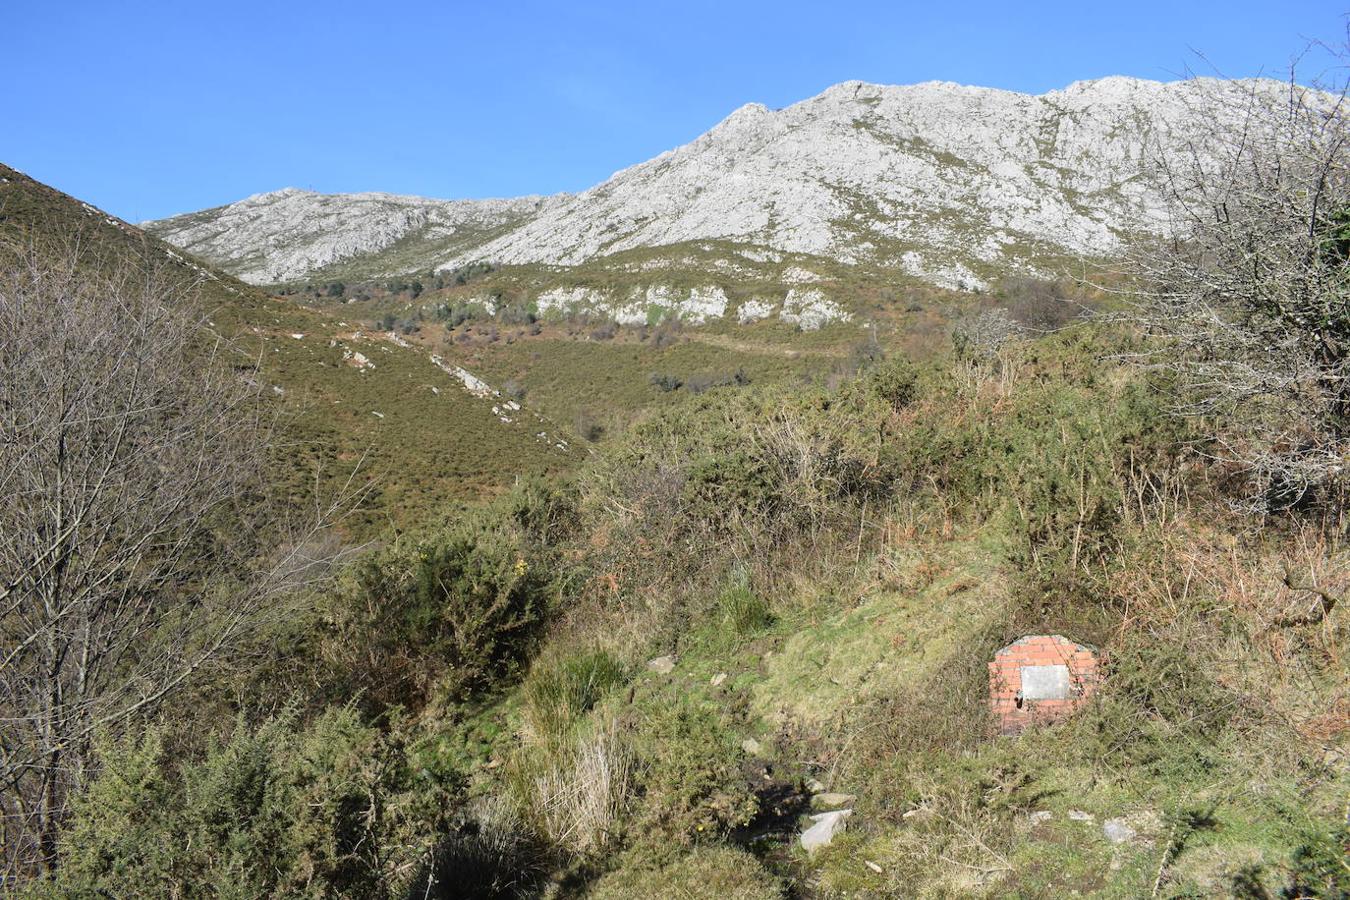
0, 163, 573, 534
146, 76, 1282, 303
7, 68, 1349, 900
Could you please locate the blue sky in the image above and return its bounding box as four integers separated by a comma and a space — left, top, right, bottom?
4, 1, 1345, 221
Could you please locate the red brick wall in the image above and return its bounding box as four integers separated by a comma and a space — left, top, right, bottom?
988, 635, 1099, 735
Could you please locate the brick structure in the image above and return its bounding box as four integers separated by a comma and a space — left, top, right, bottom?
989, 635, 1099, 735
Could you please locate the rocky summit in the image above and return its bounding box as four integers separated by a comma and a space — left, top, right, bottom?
145, 76, 1281, 292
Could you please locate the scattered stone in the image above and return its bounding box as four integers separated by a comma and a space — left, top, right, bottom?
741, 738, 763, 756
902, 807, 934, 822
805, 778, 827, 794
1067, 809, 1094, 822
371, 411, 385, 418
342, 349, 374, 370
646, 655, 676, 675
864, 860, 883, 874
710, 672, 727, 686
800, 809, 852, 854
1103, 818, 1136, 844
1028, 810, 1053, 825
812, 793, 857, 809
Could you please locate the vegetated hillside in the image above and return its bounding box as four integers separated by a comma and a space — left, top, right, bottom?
12, 69, 1350, 898
0, 163, 573, 534
147, 76, 1287, 299
253, 250, 1094, 444
43, 318, 1349, 899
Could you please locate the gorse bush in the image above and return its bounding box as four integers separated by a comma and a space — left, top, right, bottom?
319, 516, 552, 709
587, 383, 898, 574
863, 354, 920, 411
46, 708, 454, 899
996, 275, 1083, 332
417, 796, 552, 899
587, 845, 784, 900
626, 696, 759, 862
501, 475, 581, 548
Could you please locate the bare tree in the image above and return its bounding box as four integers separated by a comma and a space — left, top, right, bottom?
0, 240, 350, 878
1127, 60, 1350, 511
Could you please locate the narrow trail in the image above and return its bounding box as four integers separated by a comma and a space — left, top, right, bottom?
683, 331, 850, 358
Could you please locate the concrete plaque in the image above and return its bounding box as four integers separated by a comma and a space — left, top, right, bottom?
1020, 664, 1070, 700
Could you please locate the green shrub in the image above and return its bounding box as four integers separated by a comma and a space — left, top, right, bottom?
415, 798, 552, 899
627, 696, 758, 862
587, 384, 896, 571
320, 516, 552, 709
864, 355, 920, 411
1287, 820, 1350, 899
49, 708, 456, 899
1066, 628, 1238, 779
501, 475, 581, 548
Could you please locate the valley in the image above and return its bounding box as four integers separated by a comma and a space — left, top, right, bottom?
1, 56, 1347, 900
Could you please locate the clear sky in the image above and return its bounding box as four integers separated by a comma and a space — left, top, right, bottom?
4, 1, 1345, 221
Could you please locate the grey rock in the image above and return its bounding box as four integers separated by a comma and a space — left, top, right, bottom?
1068, 809, 1095, 822
741, 737, 763, 755
800, 809, 852, 854
805, 778, 827, 794
1027, 810, 1053, 825
1103, 818, 1136, 844
710, 672, 727, 686
864, 860, 884, 874
646, 655, 676, 675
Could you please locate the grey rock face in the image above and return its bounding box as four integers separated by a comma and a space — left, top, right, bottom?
145, 77, 1302, 292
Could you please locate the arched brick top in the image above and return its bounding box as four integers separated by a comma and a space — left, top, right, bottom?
989, 634, 1100, 735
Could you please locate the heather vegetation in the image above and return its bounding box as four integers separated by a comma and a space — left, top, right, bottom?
2, 72, 1349, 900
14, 309, 1347, 897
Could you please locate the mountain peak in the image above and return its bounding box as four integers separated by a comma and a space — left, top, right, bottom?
242, 186, 312, 204
145, 76, 1282, 290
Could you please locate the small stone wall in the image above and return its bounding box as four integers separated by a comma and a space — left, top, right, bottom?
989, 635, 1099, 735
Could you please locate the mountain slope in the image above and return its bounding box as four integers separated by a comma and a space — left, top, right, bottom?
145, 76, 1284, 293
146, 187, 550, 285
0, 163, 574, 535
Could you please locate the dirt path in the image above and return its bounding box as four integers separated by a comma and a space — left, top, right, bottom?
684, 331, 849, 358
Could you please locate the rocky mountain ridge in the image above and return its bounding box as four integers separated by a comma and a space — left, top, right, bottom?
145, 76, 1286, 293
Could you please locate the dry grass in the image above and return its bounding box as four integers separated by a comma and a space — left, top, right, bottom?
524, 715, 632, 856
